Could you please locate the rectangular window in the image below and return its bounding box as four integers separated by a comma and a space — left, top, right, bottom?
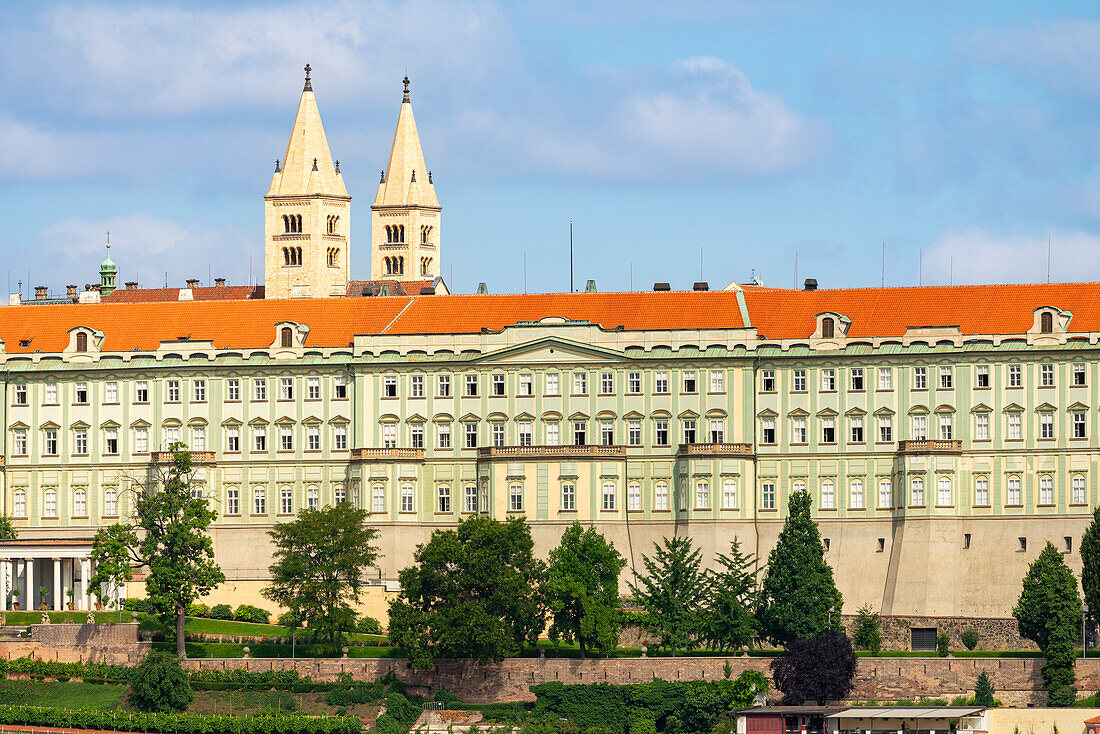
1074, 412, 1087, 439
411, 374, 424, 397
792, 417, 807, 444
401, 484, 414, 513
334, 375, 348, 399
383, 375, 397, 398
438, 374, 451, 397
410, 423, 425, 449
878, 479, 892, 508
793, 369, 806, 392
307, 487, 319, 510
519, 374, 533, 396
761, 369, 776, 392
878, 416, 892, 443
253, 426, 267, 451
602, 481, 617, 511
561, 482, 576, 511
821, 417, 835, 444
74, 429, 88, 455
878, 367, 893, 390
850, 480, 865, 509
820, 480, 835, 509
372, 485, 386, 514
253, 487, 266, 515
937, 477, 952, 506
1074, 363, 1087, 386
850, 417, 864, 443
1009, 364, 1022, 388
1041, 364, 1054, 387
437, 423, 451, 449
939, 415, 953, 440
518, 421, 533, 446
628, 482, 642, 511
438, 485, 451, 513
655, 371, 669, 394
492, 373, 506, 396
762, 481, 776, 510
279, 426, 293, 451
695, 480, 710, 510
491, 423, 505, 447
709, 419, 724, 443
600, 421, 614, 446
573, 421, 586, 446
465, 374, 479, 397
975, 414, 990, 441
335, 486, 348, 505
1008, 413, 1022, 440
913, 367, 927, 390
546, 373, 560, 396
976, 365, 990, 388
307, 425, 319, 451
307, 377, 320, 400
628, 372, 641, 394
655, 419, 669, 446
655, 481, 669, 511
193, 379, 206, 402
821, 369, 836, 392
13, 492, 25, 519
1073, 476, 1087, 505
227, 426, 240, 452
975, 477, 989, 506
465, 423, 479, 449
280, 377, 294, 400
227, 379, 240, 401
722, 480, 738, 509
104, 382, 117, 404
573, 372, 587, 395
600, 371, 614, 394
382, 423, 397, 448
165, 380, 179, 403
683, 419, 696, 444
165, 425, 180, 445
761, 417, 776, 444
850, 368, 864, 391
682, 371, 697, 393
43, 490, 58, 517
280, 486, 293, 515
911, 478, 925, 506
335, 425, 348, 450
253, 378, 267, 401
939, 366, 953, 389
1041, 413, 1054, 439
45, 382, 58, 404
464, 484, 478, 513
192, 426, 206, 451
134, 428, 148, 454
625, 421, 641, 446
1040, 476, 1054, 505
105, 489, 118, 516
13, 429, 27, 456
509, 483, 524, 512
1007, 476, 1022, 505
911, 415, 927, 440
546, 422, 560, 446
710, 370, 724, 393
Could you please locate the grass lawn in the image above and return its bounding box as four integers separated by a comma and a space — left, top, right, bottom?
0, 679, 129, 709
3, 610, 129, 625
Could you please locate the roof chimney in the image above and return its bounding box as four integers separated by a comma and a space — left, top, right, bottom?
585, 279, 597, 293
125, 281, 138, 290
34, 286, 48, 301
66, 284, 78, 299
476, 282, 489, 295
186, 278, 200, 288
214, 278, 226, 288
693, 282, 709, 291
653, 282, 671, 292
804, 278, 818, 291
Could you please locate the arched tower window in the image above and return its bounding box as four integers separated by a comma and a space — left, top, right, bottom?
1041, 312, 1053, 333
281, 327, 293, 348
398, 256, 405, 275
398, 225, 405, 243
283, 215, 290, 233
821, 317, 835, 339
75, 332, 88, 352
295, 215, 303, 233
328, 248, 340, 267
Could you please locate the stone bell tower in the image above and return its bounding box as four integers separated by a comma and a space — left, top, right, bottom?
371, 76, 441, 282
264, 64, 351, 299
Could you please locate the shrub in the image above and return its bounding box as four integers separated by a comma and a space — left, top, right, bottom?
185, 602, 210, 618
233, 604, 271, 624
277, 611, 299, 628
374, 715, 401, 734
356, 614, 383, 635
961, 628, 979, 651
433, 688, 463, 707
325, 683, 385, 707
382, 692, 422, 730
124, 598, 151, 612
1048, 684, 1077, 707
974, 671, 995, 707
0, 706, 360, 734
210, 604, 233, 620
853, 605, 883, 655
936, 632, 950, 657
629, 716, 657, 734
128, 651, 194, 712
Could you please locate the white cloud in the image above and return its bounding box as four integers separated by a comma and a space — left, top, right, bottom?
967, 20, 1100, 98
0, 117, 93, 180
33, 213, 260, 290
922, 227, 1100, 285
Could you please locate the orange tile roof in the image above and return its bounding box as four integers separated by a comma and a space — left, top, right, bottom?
741, 283, 1100, 338
346, 279, 436, 296
103, 285, 264, 303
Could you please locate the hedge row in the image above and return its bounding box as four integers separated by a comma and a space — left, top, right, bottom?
0, 705, 360, 734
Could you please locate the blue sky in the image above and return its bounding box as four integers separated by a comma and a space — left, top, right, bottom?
3, 1, 1100, 295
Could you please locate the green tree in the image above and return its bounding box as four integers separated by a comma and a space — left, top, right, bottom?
1013, 541, 1082, 696
757, 489, 843, 645
853, 604, 883, 655
545, 521, 627, 658
629, 536, 708, 656
702, 538, 759, 652
128, 650, 194, 712
388, 516, 546, 668
89, 446, 224, 656
0, 515, 16, 540
1081, 506, 1100, 629
974, 670, 995, 707
263, 502, 379, 653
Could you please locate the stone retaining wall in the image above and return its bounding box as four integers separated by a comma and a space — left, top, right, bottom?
837, 615, 1036, 652
0, 623, 147, 665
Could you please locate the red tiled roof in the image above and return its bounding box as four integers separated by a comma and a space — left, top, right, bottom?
741, 282, 1100, 338
103, 285, 264, 303
346, 279, 436, 296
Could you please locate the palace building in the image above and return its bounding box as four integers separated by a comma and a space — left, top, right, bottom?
0, 68, 1096, 625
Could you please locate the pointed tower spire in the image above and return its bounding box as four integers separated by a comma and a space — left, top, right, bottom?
304, 63, 312, 91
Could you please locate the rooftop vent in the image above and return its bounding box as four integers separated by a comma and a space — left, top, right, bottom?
804, 278, 818, 291
214, 278, 226, 288
653, 282, 671, 292
693, 282, 709, 291
34, 286, 47, 301
585, 279, 597, 293
476, 282, 489, 295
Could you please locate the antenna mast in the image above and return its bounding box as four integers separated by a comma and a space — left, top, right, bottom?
569, 221, 574, 293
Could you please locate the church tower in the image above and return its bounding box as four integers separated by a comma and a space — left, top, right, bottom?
264, 65, 351, 299
371, 77, 441, 282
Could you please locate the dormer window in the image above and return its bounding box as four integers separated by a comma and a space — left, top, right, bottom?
821, 317, 835, 339
1041, 311, 1053, 334
75, 332, 88, 352
281, 327, 293, 348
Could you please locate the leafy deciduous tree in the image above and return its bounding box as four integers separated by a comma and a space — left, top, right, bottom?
1013, 541, 1082, 696
702, 538, 759, 652
758, 489, 843, 645
128, 650, 194, 712
545, 521, 626, 658
629, 536, 708, 656
90, 447, 224, 656
263, 502, 380, 653
0, 515, 16, 540
388, 516, 546, 669
771, 631, 857, 705
1081, 507, 1100, 628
